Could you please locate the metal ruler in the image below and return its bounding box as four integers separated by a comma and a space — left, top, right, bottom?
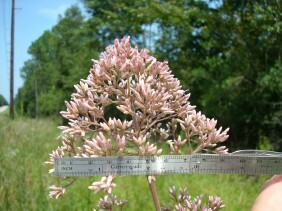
54, 150, 282, 177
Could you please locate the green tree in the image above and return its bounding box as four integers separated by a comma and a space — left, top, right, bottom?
16, 6, 100, 117
0, 95, 8, 106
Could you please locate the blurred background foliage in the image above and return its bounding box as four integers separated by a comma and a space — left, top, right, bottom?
0, 95, 8, 106
15, 0, 282, 151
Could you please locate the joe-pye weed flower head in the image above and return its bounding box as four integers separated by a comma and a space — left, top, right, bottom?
46, 37, 229, 210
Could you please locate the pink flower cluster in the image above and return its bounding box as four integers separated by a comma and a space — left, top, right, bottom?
46, 37, 228, 208
164, 186, 225, 211
88, 175, 116, 194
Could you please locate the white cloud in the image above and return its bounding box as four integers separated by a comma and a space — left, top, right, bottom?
38, 4, 69, 20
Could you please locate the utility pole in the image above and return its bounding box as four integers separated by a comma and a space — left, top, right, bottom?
10, 0, 15, 119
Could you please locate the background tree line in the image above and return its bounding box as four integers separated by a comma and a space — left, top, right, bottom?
0, 95, 8, 106
15, 0, 282, 151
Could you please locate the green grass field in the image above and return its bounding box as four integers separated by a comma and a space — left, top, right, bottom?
0, 112, 269, 210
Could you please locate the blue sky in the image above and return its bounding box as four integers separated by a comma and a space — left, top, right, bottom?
0, 0, 84, 103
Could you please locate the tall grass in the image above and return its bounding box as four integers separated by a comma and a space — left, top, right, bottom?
0, 112, 268, 210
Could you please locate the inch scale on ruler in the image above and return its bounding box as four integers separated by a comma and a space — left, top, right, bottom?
54, 150, 282, 177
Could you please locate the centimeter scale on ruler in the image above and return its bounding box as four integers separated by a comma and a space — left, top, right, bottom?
54, 150, 282, 177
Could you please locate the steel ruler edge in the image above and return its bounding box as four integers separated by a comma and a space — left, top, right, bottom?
54, 153, 282, 177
